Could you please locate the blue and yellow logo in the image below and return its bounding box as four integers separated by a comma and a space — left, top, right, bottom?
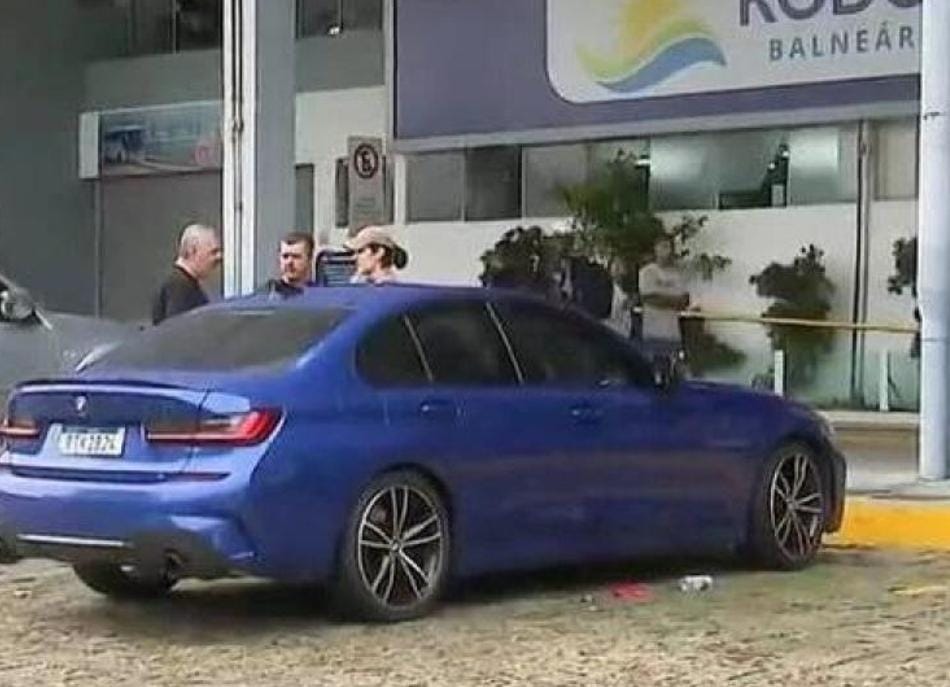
578, 0, 727, 94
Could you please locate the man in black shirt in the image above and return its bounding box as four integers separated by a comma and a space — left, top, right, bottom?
151, 223, 222, 325
261, 231, 316, 298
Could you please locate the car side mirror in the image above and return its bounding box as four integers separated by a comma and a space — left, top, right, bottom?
652, 353, 682, 392
0, 289, 36, 323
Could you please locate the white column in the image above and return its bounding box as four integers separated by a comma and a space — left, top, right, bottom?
773, 350, 785, 397
393, 153, 408, 227
223, 0, 296, 297
917, 0, 950, 480
314, 161, 336, 246
878, 349, 890, 413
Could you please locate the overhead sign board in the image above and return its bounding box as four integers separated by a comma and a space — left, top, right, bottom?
547, 0, 921, 103
392, 0, 921, 147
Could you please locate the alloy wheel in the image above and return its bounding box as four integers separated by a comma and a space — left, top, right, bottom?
355, 484, 446, 609
768, 450, 825, 562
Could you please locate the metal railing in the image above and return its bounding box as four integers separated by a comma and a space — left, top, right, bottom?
646, 308, 920, 412
678, 310, 916, 335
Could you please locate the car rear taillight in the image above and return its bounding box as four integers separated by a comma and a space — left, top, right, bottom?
0, 417, 40, 441
145, 409, 281, 446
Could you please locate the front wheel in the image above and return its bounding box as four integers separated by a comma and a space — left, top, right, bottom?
748, 443, 827, 570
73, 562, 177, 600
333, 471, 451, 622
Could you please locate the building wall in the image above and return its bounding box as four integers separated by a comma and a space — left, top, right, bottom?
295, 86, 387, 240
683, 205, 858, 405
863, 200, 919, 410
0, 0, 126, 314
84, 30, 384, 111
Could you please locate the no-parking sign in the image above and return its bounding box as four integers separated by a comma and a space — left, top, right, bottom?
348, 136, 385, 233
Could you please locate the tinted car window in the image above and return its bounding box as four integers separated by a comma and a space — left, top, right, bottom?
408, 303, 517, 386
357, 316, 429, 387
494, 301, 652, 388
92, 307, 348, 371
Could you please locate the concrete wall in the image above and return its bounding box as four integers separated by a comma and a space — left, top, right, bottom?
863, 200, 920, 410
0, 1, 126, 314
84, 30, 384, 110
295, 86, 387, 239
684, 205, 858, 405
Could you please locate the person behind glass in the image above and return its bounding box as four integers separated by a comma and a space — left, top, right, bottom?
638, 234, 690, 360
261, 231, 316, 298
151, 223, 222, 325
344, 225, 408, 285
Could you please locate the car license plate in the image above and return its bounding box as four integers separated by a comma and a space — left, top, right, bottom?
58, 427, 126, 457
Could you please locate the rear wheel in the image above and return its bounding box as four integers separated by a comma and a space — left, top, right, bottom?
72, 562, 177, 599
748, 443, 826, 570
334, 471, 450, 622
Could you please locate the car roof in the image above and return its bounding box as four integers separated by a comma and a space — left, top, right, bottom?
210, 283, 549, 316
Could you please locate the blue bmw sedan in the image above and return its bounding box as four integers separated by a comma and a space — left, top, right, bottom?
0, 285, 845, 621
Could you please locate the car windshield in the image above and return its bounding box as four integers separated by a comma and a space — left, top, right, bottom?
90, 307, 349, 372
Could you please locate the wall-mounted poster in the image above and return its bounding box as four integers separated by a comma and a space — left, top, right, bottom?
100, 102, 222, 177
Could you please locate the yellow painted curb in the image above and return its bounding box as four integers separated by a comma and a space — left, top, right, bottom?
828, 497, 950, 551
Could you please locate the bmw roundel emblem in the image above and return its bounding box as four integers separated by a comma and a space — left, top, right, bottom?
74, 395, 88, 415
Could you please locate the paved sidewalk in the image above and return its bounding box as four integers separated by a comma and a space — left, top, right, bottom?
828, 417, 950, 551
821, 409, 918, 432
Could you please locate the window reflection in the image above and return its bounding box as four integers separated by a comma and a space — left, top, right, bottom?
298, 0, 382, 38
175, 0, 222, 51
875, 118, 918, 201
465, 147, 522, 221
119, 0, 382, 55
406, 125, 866, 223
407, 153, 464, 223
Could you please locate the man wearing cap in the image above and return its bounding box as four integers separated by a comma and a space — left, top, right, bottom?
344, 225, 408, 285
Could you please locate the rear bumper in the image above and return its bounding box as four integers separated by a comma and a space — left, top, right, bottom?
0, 472, 259, 579
0, 519, 248, 579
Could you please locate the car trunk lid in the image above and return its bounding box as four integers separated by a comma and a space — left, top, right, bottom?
5, 379, 208, 481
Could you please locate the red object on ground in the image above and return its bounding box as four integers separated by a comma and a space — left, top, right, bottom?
609, 582, 653, 602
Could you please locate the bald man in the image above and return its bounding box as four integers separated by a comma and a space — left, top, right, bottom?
151, 223, 222, 325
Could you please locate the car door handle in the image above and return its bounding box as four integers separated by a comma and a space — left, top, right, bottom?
570, 404, 604, 424
419, 400, 457, 422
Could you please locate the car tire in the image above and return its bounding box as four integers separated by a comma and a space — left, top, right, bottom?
72, 562, 177, 600
748, 442, 827, 570
333, 470, 451, 622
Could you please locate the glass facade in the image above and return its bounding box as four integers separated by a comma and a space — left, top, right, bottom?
407, 124, 864, 222
97, 0, 383, 57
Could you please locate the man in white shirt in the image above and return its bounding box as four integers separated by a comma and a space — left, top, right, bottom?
638, 234, 690, 359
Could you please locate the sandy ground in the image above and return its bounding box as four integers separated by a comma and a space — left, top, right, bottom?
0, 548, 948, 686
